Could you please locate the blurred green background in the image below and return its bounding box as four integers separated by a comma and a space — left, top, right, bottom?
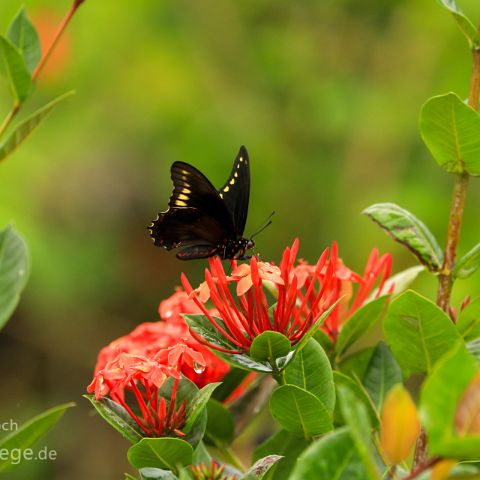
1, 0, 480, 478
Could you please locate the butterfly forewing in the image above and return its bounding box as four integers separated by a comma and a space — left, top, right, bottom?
218, 146, 250, 235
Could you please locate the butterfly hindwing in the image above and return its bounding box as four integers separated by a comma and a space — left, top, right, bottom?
218, 145, 250, 235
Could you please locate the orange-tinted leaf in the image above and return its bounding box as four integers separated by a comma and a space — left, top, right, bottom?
380, 384, 420, 464
455, 372, 480, 436
431, 459, 457, 480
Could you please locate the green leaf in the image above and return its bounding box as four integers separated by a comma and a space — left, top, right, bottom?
363, 203, 443, 271
454, 244, 480, 279
128, 438, 193, 474
84, 395, 143, 444
420, 92, 480, 176
289, 428, 369, 480
0, 403, 74, 472
457, 297, 480, 341
0, 36, 31, 103
249, 331, 291, 363
335, 296, 388, 357
0, 225, 29, 330
333, 372, 379, 428
6, 7, 41, 74
420, 343, 479, 460
269, 385, 332, 437
139, 469, 178, 480
337, 347, 375, 381
363, 342, 402, 412
253, 430, 309, 480
383, 290, 462, 376
284, 339, 334, 414
368, 265, 425, 301
184, 314, 272, 373
212, 367, 249, 402
438, 0, 480, 48
241, 455, 283, 480
337, 385, 380, 480
0, 91, 74, 163
204, 399, 234, 447
183, 382, 220, 433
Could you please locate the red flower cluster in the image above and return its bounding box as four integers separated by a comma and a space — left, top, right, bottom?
293, 243, 392, 339
181, 240, 339, 353
181, 239, 393, 352
93, 290, 230, 388
87, 344, 204, 437
190, 461, 237, 480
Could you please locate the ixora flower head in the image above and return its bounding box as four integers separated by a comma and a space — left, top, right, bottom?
181, 239, 339, 355
293, 243, 393, 339
87, 344, 204, 437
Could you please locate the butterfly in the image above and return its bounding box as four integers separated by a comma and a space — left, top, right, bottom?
149, 146, 255, 260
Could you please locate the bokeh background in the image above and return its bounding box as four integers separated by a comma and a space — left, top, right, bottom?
1, 0, 480, 478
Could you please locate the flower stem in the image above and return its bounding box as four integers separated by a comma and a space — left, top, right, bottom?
0, 102, 20, 138
412, 32, 480, 471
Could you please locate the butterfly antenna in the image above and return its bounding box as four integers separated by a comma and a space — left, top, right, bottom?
250, 211, 275, 239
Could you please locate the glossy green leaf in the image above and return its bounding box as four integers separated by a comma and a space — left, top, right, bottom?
241, 455, 283, 480
249, 331, 291, 362
183, 382, 220, 433
0, 36, 31, 103
6, 7, 41, 74
335, 296, 388, 357
457, 297, 480, 341
363, 342, 402, 412
333, 372, 379, 428
284, 339, 334, 413
454, 244, 480, 279
289, 428, 368, 480
0, 403, 74, 472
0, 91, 74, 163
420, 92, 480, 175
270, 385, 332, 437
84, 395, 143, 444
0, 225, 29, 330
363, 203, 443, 271
204, 399, 234, 446
438, 0, 480, 48
384, 290, 462, 376
337, 385, 380, 480
420, 343, 479, 460
128, 438, 193, 473
253, 430, 309, 480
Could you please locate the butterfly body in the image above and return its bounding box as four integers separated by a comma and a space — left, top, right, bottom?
149, 146, 254, 260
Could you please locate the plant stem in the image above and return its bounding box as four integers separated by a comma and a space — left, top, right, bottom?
32, 0, 85, 81
216, 445, 246, 472
0, 0, 85, 140
0, 102, 20, 138
412, 35, 480, 472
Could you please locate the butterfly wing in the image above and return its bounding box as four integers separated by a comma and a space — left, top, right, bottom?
149, 207, 227, 250
218, 145, 250, 235
169, 161, 235, 234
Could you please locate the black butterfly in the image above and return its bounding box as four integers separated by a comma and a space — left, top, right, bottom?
149, 146, 255, 260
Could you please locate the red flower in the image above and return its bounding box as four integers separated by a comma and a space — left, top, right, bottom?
293, 243, 392, 339
93, 290, 230, 388
181, 239, 337, 353
191, 461, 238, 480
87, 345, 197, 437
